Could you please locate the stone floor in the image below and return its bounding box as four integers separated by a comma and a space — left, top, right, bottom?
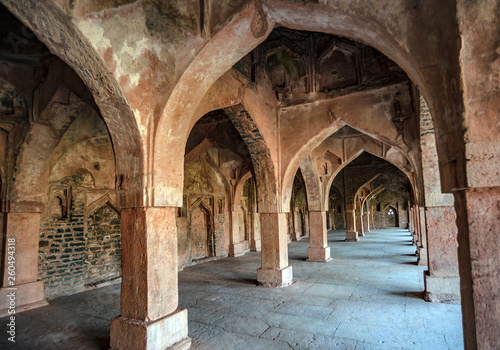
0, 229, 464, 349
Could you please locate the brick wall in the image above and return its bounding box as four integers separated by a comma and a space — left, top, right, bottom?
38, 192, 121, 299
38, 197, 86, 300
84, 205, 121, 286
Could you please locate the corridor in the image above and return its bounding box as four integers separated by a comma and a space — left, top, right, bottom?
0, 229, 463, 349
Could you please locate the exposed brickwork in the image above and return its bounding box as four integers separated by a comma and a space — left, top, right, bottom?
39, 185, 121, 299
419, 95, 434, 140
84, 205, 121, 286
38, 198, 86, 300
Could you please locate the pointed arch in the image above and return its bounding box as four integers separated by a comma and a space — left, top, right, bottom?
224, 104, 278, 213
1, 0, 144, 206
233, 170, 253, 208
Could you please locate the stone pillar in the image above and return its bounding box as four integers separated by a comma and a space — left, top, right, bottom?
369, 208, 375, 230
455, 3, 500, 346
329, 211, 336, 230
250, 212, 261, 252
110, 207, 190, 350
454, 188, 500, 349
306, 211, 331, 262
417, 207, 428, 266
413, 205, 420, 243
363, 211, 370, 233
424, 206, 460, 303
345, 204, 358, 242
229, 206, 245, 257
257, 212, 293, 287
0, 210, 48, 317
408, 207, 413, 231
418, 95, 460, 304
292, 210, 301, 241
413, 205, 419, 242
355, 210, 364, 237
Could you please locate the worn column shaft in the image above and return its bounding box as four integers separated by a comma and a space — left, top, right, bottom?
307, 211, 331, 262
345, 203, 358, 242
110, 207, 190, 350
257, 212, 292, 287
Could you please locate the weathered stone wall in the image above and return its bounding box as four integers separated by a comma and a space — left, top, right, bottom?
178, 148, 233, 267
330, 197, 346, 230
371, 190, 408, 229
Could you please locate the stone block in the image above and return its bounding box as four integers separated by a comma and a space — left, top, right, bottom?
250, 239, 261, 252
0, 281, 48, 317
110, 308, 190, 350
306, 247, 332, 262
257, 266, 293, 287
424, 272, 461, 304
229, 242, 246, 257
345, 231, 359, 242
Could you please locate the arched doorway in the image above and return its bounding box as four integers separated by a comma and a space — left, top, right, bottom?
385, 206, 399, 227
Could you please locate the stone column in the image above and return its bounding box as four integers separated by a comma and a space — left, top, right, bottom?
345, 203, 358, 242
417, 207, 428, 266
423, 206, 460, 303
413, 205, 420, 242
419, 95, 460, 304
257, 212, 293, 287
306, 211, 331, 262
0, 208, 48, 317
229, 206, 245, 257
250, 212, 261, 251
329, 210, 336, 230
363, 211, 370, 233
355, 210, 364, 237
292, 210, 301, 240
369, 208, 375, 230
408, 207, 415, 241
454, 188, 500, 349
110, 207, 190, 350
455, 3, 500, 346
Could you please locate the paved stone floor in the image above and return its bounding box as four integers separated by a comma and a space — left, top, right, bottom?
0, 229, 463, 349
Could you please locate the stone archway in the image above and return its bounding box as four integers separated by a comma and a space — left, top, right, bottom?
0, 0, 144, 206
384, 205, 399, 228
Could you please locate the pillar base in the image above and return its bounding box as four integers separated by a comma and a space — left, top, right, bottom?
358, 230, 365, 237
110, 308, 190, 350
345, 231, 359, 242
424, 272, 461, 304
257, 266, 293, 287
417, 247, 428, 266
306, 247, 332, 262
229, 242, 248, 257
0, 281, 47, 317
250, 239, 261, 252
